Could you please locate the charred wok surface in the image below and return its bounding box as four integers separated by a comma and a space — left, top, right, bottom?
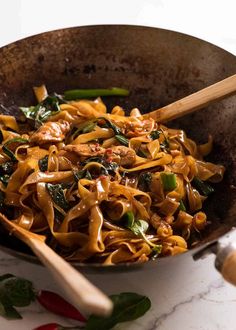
0, 25, 235, 269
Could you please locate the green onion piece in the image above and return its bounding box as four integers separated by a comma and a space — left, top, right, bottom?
192, 177, 215, 196
160, 172, 177, 191
64, 87, 130, 100
115, 134, 129, 146
178, 199, 186, 212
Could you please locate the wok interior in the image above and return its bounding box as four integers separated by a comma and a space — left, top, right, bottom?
0, 25, 236, 267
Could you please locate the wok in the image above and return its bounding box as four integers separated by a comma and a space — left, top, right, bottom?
0, 25, 236, 283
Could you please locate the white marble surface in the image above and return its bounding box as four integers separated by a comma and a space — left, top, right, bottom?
0, 0, 236, 329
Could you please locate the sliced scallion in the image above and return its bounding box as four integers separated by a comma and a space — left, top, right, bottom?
160, 172, 177, 191
64, 87, 129, 100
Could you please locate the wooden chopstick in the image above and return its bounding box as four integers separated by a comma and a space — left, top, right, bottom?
144, 73, 236, 122
0, 214, 113, 317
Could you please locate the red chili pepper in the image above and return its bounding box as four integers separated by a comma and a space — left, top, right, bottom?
33, 323, 61, 330
37, 290, 87, 322
33, 323, 80, 330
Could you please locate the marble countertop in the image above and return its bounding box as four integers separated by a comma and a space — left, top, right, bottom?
0, 250, 235, 330
0, 0, 236, 329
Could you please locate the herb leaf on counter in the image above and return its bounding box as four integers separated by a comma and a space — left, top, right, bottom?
85, 292, 151, 330
0, 275, 35, 320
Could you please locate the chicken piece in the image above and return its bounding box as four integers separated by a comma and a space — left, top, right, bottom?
110, 146, 136, 166
30, 120, 70, 145
63, 144, 136, 167
64, 143, 105, 157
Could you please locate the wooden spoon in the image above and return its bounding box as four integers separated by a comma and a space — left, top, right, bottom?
0, 213, 113, 317
144, 73, 236, 122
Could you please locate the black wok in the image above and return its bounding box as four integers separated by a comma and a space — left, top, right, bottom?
0, 25, 236, 282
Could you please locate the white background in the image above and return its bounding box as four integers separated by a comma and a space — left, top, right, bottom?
0, 0, 236, 54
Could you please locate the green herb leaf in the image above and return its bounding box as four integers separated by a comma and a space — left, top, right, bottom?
82, 157, 118, 175
138, 172, 152, 191
192, 177, 215, 196
38, 155, 49, 172
160, 172, 177, 191
82, 121, 97, 134
2, 146, 17, 162
0, 297, 22, 320
0, 277, 35, 307
73, 169, 92, 181
64, 87, 129, 101
124, 212, 149, 237
2, 138, 28, 163
20, 94, 62, 128
150, 130, 161, 140
159, 129, 169, 151
0, 130, 3, 144
71, 120, 97, 140
0, 161, 14, 175
0, 174, 10, 187
178, 199, 186, 211
0, 275, 35, 319
0, 191, 5, 210
85, 292, 151, 330
115, 135, 129, 146
1, 137, 27, 148
46, 183, 70, 211
98, 117, 122, 136
130, 220, 149, 236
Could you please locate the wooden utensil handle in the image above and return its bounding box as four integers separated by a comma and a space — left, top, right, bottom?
218, 249, 236, 286
28, 237, 113, 316
145, 74, 236, 122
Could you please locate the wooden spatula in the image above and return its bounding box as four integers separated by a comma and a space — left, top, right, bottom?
0, 213, 113, 317
144, 73, 236, 122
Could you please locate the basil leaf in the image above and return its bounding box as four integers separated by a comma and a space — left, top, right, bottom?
2, 138, 28, 163
0, 277, 35, 307
0, 191, 5, 210
115, 134, 129, 146
85, 292, 151, 330
192, 177, 215, 196
82, 121, 97, 134
0, 174, 10, 187
131, 220, 149, 236
2, 146, 17, 162
73, 169, 92, 181
0, 130, 3, 144
20, 94, 62, 129
98, 117, 122, 135
70, 120, 97, 140
82, 157, 118, 175
0, 275, 35, 319
0, 295, 22, 320
0, 161, 14, 175
38, 155, 49, 172
46, 183, 70, 211
138, 172, 152, 191
150, 130, 161, 140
